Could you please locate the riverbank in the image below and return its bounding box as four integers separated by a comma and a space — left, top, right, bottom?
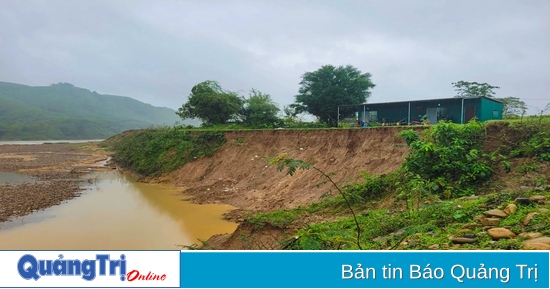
0, 142, 111, 222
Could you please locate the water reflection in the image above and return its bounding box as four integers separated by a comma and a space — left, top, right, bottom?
0, 171, 237, 250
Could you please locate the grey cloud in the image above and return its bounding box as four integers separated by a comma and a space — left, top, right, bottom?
0, 0, 548, 114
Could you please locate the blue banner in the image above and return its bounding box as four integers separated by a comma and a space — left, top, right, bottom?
179, 251, 549, 288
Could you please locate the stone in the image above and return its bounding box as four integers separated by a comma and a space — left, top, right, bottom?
538, 208, 549, 213
503, 204, 517, 215
524, 232, 543, 240
522, 243, 550, 250
462, 223, 481, 230
487, 228, 516, 240
428, 244, 440, 250
473, 215, 485, 222
481, 217, 501, 226
515, 197, 532, 205
523, 237, 550, 245
523, 212, 538, 225
458, 229, 472, 233
530, 195, 546, 203
483, 209, 507, 218
452, 237, 476, 244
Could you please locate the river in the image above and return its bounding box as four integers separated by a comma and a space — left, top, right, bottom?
0, 140, 105, 145
0, 170, 237, 250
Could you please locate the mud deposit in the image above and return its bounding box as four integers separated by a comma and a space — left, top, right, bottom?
0, 143, 108, 222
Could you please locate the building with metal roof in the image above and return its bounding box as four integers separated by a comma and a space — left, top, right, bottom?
341, 96, 503, 126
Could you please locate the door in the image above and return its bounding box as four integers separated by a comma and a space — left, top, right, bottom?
465, 106, 476, 122
426, 108, 438, 124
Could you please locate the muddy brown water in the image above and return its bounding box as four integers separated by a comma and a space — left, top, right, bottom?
0, 171, 237, 250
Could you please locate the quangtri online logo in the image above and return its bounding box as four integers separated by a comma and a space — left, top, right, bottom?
17, 253, 167, 282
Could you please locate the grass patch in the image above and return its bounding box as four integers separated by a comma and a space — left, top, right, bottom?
108, 127, 226, 176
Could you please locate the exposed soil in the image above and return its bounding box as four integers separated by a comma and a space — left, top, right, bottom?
160, 128, 422, 216
0, 143, 111, 222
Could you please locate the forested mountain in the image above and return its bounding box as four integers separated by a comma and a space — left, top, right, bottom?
0, 81, 191, 140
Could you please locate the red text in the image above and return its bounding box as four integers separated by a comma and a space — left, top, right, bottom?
126, 270, 167, 281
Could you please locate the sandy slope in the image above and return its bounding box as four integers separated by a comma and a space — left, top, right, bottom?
164, 127, 422, 214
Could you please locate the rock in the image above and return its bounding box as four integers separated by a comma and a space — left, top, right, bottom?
462, 223, 481, 230
452, 237, 476, 244
463, 233, 476, 239
458, 229, 472, 233
519, 186, 531, 191
483, 209, 507, 218
473, 215, 485, 222
538, 208, 549, 213
530, 195, 546, 203
523, 237, 550, 245
523, 212, 538, 225
503, 204, 517, 215
409, 241, 417, 247
483, 226, 496, 231
487, 228, 516, 240
428, 244, 439, 250
522, 243, 550, 250
481, 217, 501, 226
464, 195, 479, 200
515, 197, 532, 205
524, 233, 543, 240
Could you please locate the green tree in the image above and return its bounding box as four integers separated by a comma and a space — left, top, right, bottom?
176, 80, 243, 125
452, 81, 500, 98
497, 96, 527, 118
293, 65, 375, 127
241, 89, 280, 127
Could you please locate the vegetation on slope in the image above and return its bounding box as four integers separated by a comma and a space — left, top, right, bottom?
235, 119, 550, 250
107, 126, 226, 176
0, 81, 186, 140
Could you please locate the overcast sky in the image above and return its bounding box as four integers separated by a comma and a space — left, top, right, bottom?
1, 0, 549, 116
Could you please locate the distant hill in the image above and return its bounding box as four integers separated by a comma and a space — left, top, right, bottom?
0, 81, 197, 140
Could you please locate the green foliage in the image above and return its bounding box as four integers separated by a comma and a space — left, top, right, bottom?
498, 96, 527, 119
247, 210, 302, 228
241, 89, 281, 128
345, 171, 399, 202
0, 81, 184, 140
293, 64, 376, 127
452, 81, 500, 98
110, 127, 225, 176
503, 122, 550, 162
283, 196, 489, 250
399, 120, 492, 198
176, 80, 243, 125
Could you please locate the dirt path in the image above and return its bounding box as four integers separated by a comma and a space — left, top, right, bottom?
0, 142, 112, 222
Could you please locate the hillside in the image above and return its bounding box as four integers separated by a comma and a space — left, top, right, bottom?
0, 81, 195, 140
106, 121, 550, 250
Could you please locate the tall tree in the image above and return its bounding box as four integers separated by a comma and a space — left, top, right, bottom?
452, 81, 500, 98
293, 65, 375, 127
497, 96, 527, 118
176, 80, 243, 125
241, 89, 280, 127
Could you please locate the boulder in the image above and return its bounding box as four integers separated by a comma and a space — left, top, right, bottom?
522, 243, 550, 250
503, 204, 517, 215
487, 228, 516, 240
483, 209, 507, 218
